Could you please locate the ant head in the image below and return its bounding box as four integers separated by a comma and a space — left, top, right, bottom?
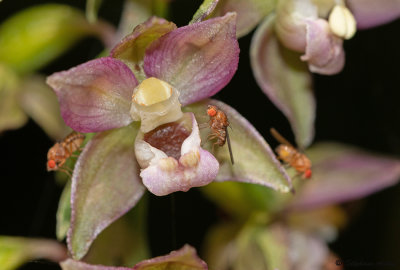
47, 160, 57, 171
207, 105, 217, 117
303, 169, 312, 179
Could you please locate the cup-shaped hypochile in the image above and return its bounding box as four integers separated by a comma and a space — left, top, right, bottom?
130, 77, 183, 133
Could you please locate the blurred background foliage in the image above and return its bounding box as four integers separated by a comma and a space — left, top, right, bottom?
0, 0, 400, 269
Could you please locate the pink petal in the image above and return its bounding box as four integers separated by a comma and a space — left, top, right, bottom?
68, 125, 145, 259
347, 0, 400, 29
143, 13, 239, 106
46, 57, 138, 133
250, 15, 315, 148
300, 19, 345, 75
138, 113, 219, 196
287, 142, 400, 211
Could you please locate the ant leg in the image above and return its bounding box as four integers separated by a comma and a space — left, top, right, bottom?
58, 167, 72, 178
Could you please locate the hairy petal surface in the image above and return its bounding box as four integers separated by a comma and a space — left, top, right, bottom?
111, 17, 177, 81
185, 100, 293, 193
144, 13, 239, 106
288, 142, 400, 211
47, 57, 138, 133
68, 124, 145, 259
137, 113, 219, 196
347, 0, 400, 29
60, 245, 207, 270
251, 15, 315, 148
211, 0, 276, 37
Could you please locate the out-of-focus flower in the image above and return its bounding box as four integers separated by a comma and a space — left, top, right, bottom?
47, 14, 293, 260
202, 142, 400, 270
196, 0, 400, 149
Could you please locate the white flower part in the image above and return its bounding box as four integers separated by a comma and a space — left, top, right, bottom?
136, 113, 219, 196
130, 77, 183, 133
328, 4, 357, 39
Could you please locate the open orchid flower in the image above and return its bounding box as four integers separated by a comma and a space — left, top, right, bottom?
47, 13, 292, 259
195, 0, 400, 148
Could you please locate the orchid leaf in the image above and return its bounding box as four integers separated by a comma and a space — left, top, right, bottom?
190, 0, 220, 24
0, 236, 67, 270
0, 4, 114, 74
56, 182, 72, 241
0, 64, 27, 133
250, 15, 315, 148
19, 75, 71, 141
185, 99, 293, 193
61, 245, 207, 270
144, 13, 239, 106
68, 124, 145, 260
288, 142, 400, 211
210, 0, 276, 37
84, 197, 149, 266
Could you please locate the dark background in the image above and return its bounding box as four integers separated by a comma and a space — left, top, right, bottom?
1, 0, 400, 269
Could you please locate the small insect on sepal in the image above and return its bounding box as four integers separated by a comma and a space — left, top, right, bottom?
206, 105, 234, 165
47, 131, 86, 176
270, 128, 312, 179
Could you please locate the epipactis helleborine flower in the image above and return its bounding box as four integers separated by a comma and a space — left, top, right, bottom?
46, 13, 239, 196
47, 12, 295, 260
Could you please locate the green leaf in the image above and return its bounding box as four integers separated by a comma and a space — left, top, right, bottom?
68, 124, 145, 260
0, 4, 114, 74
184, 99, 293, 193
0, 64, 27, 133
0, 236, 67, 270
250, 15, 315, 148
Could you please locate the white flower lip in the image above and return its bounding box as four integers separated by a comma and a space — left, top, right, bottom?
130, 77, 183, 133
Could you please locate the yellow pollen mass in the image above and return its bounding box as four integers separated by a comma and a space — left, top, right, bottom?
133, 77, 173, 106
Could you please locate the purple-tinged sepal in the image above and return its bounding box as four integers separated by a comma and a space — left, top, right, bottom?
111, 17, 177, 81
185, 100, 293, 193
144, 12, 239, 106
135, 113, 219, 196
46, 57, 138, 133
